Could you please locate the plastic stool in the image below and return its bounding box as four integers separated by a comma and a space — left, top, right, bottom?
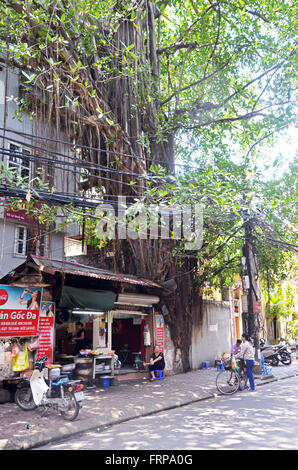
216, 362, 225, 371
201, 361, 211, 369
154, 370, 164, 380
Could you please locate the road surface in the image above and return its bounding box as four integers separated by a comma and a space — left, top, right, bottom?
36, 375, 298, 450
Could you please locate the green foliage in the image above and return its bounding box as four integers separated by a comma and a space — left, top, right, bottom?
0, 1, 296, 146
264, 279, 297, 340
0, 0, 297, 292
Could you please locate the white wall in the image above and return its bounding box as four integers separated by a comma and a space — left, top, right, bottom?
162, 299, 232, 374
190, 300, 232, 369
0, 217, 65, 277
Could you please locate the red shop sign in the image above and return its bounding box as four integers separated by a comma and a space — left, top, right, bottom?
0, 285, 42, 337
253, 300, 262, 314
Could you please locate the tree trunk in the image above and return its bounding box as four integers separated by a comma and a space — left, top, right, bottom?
22, 1, 198, 371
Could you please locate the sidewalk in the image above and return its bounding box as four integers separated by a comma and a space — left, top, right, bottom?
1, 358, 298, 450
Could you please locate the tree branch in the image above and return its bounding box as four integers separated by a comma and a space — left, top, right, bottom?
161, 54, 233, 107
244, 124, 288, 160
174, 46, 295, 124
180, 101, 294, 131
157, 41, 216, 55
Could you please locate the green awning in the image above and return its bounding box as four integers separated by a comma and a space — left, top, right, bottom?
59, 285, 117, 311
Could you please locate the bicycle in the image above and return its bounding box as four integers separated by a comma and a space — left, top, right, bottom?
216, 359, 248, 395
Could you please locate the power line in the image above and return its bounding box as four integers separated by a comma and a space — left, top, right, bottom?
0, 127, 203, 171
0, 145, 148, 191
0, 138, 205, 193
0, 147, 143, 185
0, 139, 149, 191
0, 184, 121, 209
0, 134, 145, 178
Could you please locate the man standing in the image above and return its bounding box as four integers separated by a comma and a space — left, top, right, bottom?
232, 339, 242, 355
235, 334, 255, 391
72, 321, 88, 356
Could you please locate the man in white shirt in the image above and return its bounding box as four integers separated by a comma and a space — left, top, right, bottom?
235, 334, 255, 391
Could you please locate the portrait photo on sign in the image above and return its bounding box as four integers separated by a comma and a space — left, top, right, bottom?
40, 301, 55, 317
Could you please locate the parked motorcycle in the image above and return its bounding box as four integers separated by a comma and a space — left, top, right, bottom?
15, 356, 84, 421
275, 344, 292, 365
259, 339, 281, 366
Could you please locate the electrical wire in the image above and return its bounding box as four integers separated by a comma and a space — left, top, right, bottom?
0, 142, 233, 202
0, 139, 206, 197
0, 146, 148, 191
0, 144, 149, 193
0, 134, 146, 179
1, 136, 296, 253
0, 133, 207, 196
0, 127, 202, 171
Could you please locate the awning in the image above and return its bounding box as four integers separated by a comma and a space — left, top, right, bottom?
31, 255, 162, 288
59, 285, 117, 311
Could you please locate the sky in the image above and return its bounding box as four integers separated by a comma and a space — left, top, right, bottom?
245, 125, 297, 181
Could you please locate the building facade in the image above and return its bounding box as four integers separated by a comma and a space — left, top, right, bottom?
0, 57, 78, 277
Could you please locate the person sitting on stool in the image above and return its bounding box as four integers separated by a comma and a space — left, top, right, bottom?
143, 345, 165, 381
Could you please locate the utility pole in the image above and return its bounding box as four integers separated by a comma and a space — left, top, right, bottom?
242, 219, 262, 374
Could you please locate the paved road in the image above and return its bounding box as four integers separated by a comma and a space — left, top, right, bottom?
36, 375, 298, 451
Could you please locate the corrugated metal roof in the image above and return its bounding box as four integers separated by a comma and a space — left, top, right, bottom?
31, 255, 162, 288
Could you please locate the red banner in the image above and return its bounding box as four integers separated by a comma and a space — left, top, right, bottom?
155, 314, 164, 352
0, 286, 42, 337
0, 309, 39, 337
4, 207, 55, 229
4, 208, 34, 224
36, 302, 55, 365
36, 317, 54, 364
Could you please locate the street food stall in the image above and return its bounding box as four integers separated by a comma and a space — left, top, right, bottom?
0, 255, 162, 398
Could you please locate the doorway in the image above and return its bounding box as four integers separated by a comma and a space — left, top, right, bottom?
112, 316, 143, 369
235, 316, 240, 340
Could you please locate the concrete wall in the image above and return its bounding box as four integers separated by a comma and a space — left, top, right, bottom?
0, 63, 78, 194
162, 299, 232, 374
0, 217, 65, 277
163, 323, 183, 375
0, 61, 78, 277
190, 299, 232, 369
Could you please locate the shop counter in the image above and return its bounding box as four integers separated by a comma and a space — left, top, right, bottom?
92, 355, 114, 379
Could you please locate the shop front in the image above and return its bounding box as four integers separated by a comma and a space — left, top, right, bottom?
0, 255, 163, 399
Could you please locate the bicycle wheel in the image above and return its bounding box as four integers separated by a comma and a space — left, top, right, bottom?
239, 370, 249, 391
216, 369, 240, 395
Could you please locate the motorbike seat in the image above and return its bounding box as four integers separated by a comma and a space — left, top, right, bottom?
52, 377, 69, 386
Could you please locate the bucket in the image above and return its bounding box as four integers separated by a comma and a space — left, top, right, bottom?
101, 376, 111, 388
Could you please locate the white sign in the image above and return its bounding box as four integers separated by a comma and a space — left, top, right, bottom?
208, 324, 218, 332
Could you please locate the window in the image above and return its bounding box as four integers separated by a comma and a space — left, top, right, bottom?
14, 225, 29, 257
8, 143, 31, 180
14, 225, 49, 257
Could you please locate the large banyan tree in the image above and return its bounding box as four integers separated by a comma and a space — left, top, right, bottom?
0, 0, 297, 370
